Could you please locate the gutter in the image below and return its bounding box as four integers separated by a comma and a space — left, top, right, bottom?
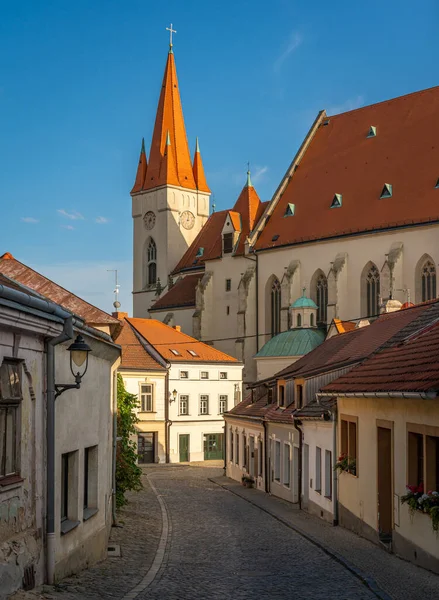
317, 391, 437, 400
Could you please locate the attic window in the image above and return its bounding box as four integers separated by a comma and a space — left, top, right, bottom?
435, 178, 439, 189
284, 203, 295, 217
223, 233, 233, 254
367, 126, 377, 138
187, 350, 198, 357
380, 183, 392, 199
196, 247, 204, 257
272, 234, 280, 242
170, 349, 181, 356
322, 119, 330, 126
330, 194, 342, 208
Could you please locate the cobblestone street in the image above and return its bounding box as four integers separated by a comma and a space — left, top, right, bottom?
12, 465, 439, 600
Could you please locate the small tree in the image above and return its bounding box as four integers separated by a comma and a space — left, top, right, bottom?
116, 374, 143, 508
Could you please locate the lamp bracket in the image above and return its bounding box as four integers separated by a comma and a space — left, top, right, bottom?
55, 382, 80, 400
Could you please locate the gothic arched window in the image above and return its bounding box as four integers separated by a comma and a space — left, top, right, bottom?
297, 313, 302, 327
316, 274, 328, 325
364, 263, 380, 316
147, 239, 157, 285
421, 258, 436, 302
270, 278, 281, 337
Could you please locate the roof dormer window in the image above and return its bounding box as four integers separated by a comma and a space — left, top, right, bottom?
272, 234, 279, 242
380, 183, 392, 199
196, 247, 204, 257
435, 178, 439, 189
223, 232, 233, 254
330, 194, 342, 208
284, 203, 295, 217
367, 126, 377, 138
187, 349, 198, 357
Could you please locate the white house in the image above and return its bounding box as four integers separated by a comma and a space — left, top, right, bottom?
115, 316, 243, 463
0, 255, 121, 592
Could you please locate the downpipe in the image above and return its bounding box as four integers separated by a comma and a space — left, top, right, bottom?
331, 407, 339, 526
112, 369, 118, 526
46, 317, 74, 585
293, 419, 303, 510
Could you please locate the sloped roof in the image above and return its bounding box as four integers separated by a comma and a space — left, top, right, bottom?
333, 318, 357, 334
274, 301, 433, 381
126, 317, 239, 364
150, 273, 202, 311
0, 253, 120, 334
256, 328, 325, 358
114, 319, 165, 371
294, 397, 336, 419
192, 139, 210, 193
291, 294, 318, 309
227, 391, 272, 419
255, 86, 439, 251
322, 301, 439, 394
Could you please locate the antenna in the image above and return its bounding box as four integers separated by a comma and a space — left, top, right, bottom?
107, 269, 121, 310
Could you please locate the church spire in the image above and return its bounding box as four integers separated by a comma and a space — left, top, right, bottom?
192, 137, 211, 193
233, 170, 261, 232
158, 130, 179, 186
131, 137, 147, 194
142, 48, 196, 191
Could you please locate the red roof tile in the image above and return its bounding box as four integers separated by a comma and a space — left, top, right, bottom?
255, 86, 439, 251
227, 391, 273, 419
150, 273, 202, 311
114, 320, 165, 371
0, 253, 120, 334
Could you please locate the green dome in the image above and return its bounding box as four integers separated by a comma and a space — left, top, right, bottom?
291, 295, 318, 309
255, 328, 325, 358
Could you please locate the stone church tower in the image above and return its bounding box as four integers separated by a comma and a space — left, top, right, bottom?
131, 43, 211, 317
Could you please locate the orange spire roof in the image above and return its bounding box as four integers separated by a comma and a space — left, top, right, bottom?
131, 138, 147, 194
158, 131, 179, 186
192, 137, 210, 193
233, 171, 262, 232
143, 50, 196, 191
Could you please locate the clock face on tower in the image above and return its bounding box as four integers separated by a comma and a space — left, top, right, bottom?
181, 211, 195, 230
143, 211, 156, 230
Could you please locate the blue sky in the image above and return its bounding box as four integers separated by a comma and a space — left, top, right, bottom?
0, 0, 437, 313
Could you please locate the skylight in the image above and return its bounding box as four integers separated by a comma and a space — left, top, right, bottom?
435, 178, 439, 189
380, 183, 393, 199
272, 234, 280, 242
367, 126, 377, 138
188, 349, 198, 357
170, 349, 181, 356
196, 247, 204, 257
284, 203, 295, 217
330, 194, 342, 208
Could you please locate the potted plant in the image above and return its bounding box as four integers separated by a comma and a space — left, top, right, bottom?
401, 484, 439, 532
241, 475, 255, 488
334, 453, 356, 476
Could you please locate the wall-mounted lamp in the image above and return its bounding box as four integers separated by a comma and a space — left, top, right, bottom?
55, 335, 92, 398
169, 389, 178, 403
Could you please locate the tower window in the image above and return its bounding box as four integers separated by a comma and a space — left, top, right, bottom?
316, 274, 328, 325
147, 239, 157, 285
270, 278, 281, 337
225, 279, 231, 291
366, 264, 380, 316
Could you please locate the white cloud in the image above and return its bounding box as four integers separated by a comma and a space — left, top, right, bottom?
274, 31, 303, 73
327, 95, 365, 116
61, 225, 75, 231
95, 216, 109, 224
21, 217, 39, 223
252, 166, 269, 183
57, 209, 85, 220
29, 259, 132, 314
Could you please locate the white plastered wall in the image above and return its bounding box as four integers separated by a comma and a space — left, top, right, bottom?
302, 421, 334, 521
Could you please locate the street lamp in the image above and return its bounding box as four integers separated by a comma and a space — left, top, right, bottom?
55, 335, 92, 398
169, 389, 177, 403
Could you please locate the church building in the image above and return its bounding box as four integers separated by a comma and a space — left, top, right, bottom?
132, 38, 439, 385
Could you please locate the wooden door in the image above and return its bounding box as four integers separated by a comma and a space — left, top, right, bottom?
179, 434, 190, 462
138, 433, 155, 464
203, 433, 223, 460
377, 426, 393, 540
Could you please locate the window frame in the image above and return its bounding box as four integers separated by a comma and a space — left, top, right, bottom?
219, 371, 228, 380
179, 370, 189, 379
283, 443, 291, 487
0, 359, 23, 484
200, 371, 209, 380
315, 446, 322, 494
325, 450, 332, 499
407, 423, 439, 492
219, 395, 228, 414
223, 232, 234, 254
225, 278, 232, 292
179, 394, 189, 416
139, 382, 154, 413
340, 414, 358, 476
199, 395, 209, 415
274, 440, 281, 482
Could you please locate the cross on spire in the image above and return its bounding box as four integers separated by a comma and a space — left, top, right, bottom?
166, 23, 177, 50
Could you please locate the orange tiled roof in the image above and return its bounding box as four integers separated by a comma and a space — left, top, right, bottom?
255, 86, 439, 251
126, 317, 239, 363
228, 211, 241, 232
333, 318, 357, 334
114, 319, 165, 371
150, 273, 202, 311
131, 139, 147, 194
140, 51, 196, 192
0, 253, 120, 334
192, 139, 210, 193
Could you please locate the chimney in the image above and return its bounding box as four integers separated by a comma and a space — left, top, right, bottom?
173, 325, 181, 332
112, 311, 129, 320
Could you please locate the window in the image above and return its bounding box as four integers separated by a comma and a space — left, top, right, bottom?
0, 360, 22, 482
310, 313, 314, 327
235, 432, 239, 465
316, 447, 322, 493
223, 232, 234, 254
230, 429, 234, 462
325, 450, 332, 499
243, 435, 247, 469
258, 439, 263, 476
297, 313, 302, 327
421, 259, 436, 302
380, 183, 392, 199
200, 371, 209, 379
330, 194, 342, 208
278, 383, 285, 407
408, 432, 424, 487
407, 426, 439, 492
219, 395, 228, 414
188, 350, 198, 357
179, 395, 189, 415
226, 306, 230, 315
83, 446, 98, 520
283, 444, 291, 487
171, 349, 181, 356
147, 239, 157, 285
61, 453, 69, 522
284, 203, 295, 216
426, 435, 439, 492
219, 372, 228, 380
226, 279, 231, 291
270, 278, 281, 337
296, 384, 303, 409
140, 384, 153, 412
199, 395, 209, 415
316, 273, 328, 325
274, 440, 281, 481
340, 416, 358, 475
180, 371, 188, 379
364, 263, 380, 317
60, 450, 79, 533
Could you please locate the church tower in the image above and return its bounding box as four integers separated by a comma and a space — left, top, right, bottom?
131, 36, 211, 317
